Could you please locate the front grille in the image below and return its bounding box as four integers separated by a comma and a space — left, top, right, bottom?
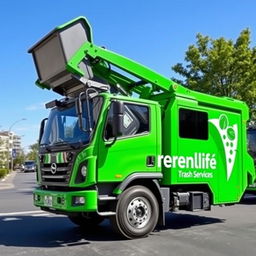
41, 163, 72, 185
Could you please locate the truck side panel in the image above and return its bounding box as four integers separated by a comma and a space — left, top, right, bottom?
161, 96, 246, 204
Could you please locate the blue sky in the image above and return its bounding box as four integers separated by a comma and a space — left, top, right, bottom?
0, 0, 256, 151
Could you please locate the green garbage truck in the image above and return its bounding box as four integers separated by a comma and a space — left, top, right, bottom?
28, 17, 255, 239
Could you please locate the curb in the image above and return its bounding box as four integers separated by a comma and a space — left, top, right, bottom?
0, 171, 12, 182
0, 171, 17, 190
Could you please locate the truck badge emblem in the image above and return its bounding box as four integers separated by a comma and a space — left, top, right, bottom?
209, 114, 238, 180
51, 163, 57, 174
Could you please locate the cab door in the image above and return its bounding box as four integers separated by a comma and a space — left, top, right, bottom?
97, 101, 160, 183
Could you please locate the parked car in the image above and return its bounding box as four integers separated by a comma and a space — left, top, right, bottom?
23, 160, 36, 172
14, 164, 24, 171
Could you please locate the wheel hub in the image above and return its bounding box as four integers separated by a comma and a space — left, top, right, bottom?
127, 197, 151, 228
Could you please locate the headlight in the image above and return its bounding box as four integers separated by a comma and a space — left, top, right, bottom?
81, 166, 87, 177
72, 196, 85, 206
75, 162, 88, 184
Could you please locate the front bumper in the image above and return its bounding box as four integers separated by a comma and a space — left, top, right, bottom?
33, 189, 98, 212
24, 168, 35, 171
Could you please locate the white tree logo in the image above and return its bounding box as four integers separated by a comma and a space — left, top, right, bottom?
209, 114, 238, 180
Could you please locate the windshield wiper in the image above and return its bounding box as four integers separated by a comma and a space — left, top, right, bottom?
52, 140, 77, 149
40, 143, 52, 152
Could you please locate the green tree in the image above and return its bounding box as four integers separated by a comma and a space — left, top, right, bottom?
0, 138, 8, 168
26, 142, 39, 161
0, 138, 5, 168
172, 29, 256, 118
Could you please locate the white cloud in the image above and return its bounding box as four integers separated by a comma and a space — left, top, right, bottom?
25, 102, 45, 111
15, 124, 40, 132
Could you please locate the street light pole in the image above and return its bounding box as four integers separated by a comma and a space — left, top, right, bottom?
7, 118, 26, 171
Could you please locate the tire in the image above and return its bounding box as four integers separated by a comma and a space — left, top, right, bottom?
68, 212, 104, 228
111, 185, 159, 239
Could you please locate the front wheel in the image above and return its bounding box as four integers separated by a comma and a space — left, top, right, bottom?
68, 212, 104, 228
111, 185, 159, 239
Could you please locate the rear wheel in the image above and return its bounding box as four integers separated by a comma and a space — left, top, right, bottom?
68, 212, 104, 228
111, 185, 159, 239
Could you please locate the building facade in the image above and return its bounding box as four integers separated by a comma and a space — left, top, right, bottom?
0, 131, 22, 168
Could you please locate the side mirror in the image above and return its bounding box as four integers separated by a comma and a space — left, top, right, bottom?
75, 96, 84, 131
39, 118, 48, 143
112, 101, 124, 137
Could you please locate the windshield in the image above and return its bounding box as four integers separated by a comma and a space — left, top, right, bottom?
40, 97, 103, 146
24, 161, 35, 166
248, 129, 256, 159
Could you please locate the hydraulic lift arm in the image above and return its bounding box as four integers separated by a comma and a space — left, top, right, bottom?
30, 16, 187, 99
66, 41, 183, 98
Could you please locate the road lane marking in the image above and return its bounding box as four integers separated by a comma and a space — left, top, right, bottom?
31, 213, 50, 217
2, 217, 22, 221
0, 210, 44, 217
17, 188, 34, 192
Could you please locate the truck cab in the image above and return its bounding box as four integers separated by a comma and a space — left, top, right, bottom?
38, 94, 161, 187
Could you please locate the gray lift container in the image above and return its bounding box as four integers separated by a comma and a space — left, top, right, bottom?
28, 17, 93, 96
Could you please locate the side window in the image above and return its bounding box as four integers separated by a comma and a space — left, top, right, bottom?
105, 103, 149, 140
179, 108, 208, 140
62, 116, 78, 139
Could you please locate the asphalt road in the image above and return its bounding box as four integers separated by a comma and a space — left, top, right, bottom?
0, 171, 256, 256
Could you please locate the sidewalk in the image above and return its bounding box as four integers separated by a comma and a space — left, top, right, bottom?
0, 171, 17, 190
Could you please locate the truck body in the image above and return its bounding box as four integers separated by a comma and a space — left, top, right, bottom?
28, 17, 255, 239
247, 127, 256, 192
